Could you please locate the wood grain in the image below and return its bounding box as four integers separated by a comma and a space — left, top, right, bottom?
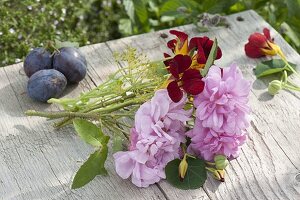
0, 46, 166, 199
0, 10, 300, 200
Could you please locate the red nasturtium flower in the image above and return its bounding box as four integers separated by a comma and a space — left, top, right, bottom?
244, 28, 283, 58
163, 30, 222, 102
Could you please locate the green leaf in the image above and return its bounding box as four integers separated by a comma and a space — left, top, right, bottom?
165, 157, 207, 190
160, 16, 176, 22
119, 18, 133, 35
151, 60, 168, 76
254, 59, 296, 78
71, 146, 108, 189
284, 0, 300, 18
55, 39, 79, 49
160, 0, 199, 16
123, 0, 135, 22
281, 22, 300, 47
132, 0, 148, 25
73, 119, 105, 147
201, 38, 218, 77
112, 135, 123, 153
202, 0, 238, 14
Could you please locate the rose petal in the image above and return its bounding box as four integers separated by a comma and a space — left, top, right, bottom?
113, 151, 135, 179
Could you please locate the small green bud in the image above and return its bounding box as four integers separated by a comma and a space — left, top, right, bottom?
212, 169, 225, 182
214, 155, 229, 170
268, 80, 282, 95
178, 155, 188, 181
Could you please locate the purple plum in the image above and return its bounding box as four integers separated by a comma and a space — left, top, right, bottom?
27, 69, 67, 102
24, 48, 53, 77
53, 47, 87, 83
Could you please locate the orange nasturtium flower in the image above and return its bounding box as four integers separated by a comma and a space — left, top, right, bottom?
163, 30, 222, 102
244, 28, 285, 59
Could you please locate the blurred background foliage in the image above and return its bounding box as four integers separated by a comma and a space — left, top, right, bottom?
1, 0, 300, 67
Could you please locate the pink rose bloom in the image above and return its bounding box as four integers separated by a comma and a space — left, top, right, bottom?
187, 64, 251, 161
187, 119, 247, 161
114, 89, 191, 187
135, 89, 191, 138
194, 64, 251, 134
114, 150, 165, 187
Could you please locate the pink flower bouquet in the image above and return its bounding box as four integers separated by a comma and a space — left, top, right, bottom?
113, 31, 251, 188
26, 30, 251, 189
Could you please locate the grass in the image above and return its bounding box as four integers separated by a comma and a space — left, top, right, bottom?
1, 0, 299, 67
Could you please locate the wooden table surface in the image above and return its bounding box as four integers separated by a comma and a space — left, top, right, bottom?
0, 10, 300, 200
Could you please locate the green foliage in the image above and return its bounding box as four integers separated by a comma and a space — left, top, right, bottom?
72, 147, 108, 189
254, 59, 296, 78
55, 40, 79, 49
201, 38, 218, 77
0, 0, 123, 67
72, 119, 110, 189
112, 135, 123, 153
73, 119, 109, 147
1, 0, 300, 67
165, 157, 207, 190
120, 0, 300, 53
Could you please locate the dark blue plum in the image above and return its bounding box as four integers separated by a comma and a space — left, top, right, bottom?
27, 69, 67, 102
53, 47, 87, 83
24, 48, 53, 77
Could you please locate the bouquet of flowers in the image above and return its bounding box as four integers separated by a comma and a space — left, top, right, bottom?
26, 30, 251, 189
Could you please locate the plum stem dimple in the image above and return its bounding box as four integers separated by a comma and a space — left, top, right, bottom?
46, 40, 60, 56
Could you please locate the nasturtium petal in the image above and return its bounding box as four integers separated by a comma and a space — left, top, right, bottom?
182, 69, 205, 95
167, 81, 183, 102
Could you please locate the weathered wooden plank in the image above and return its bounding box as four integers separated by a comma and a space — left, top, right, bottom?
104, 10, 300, 200
0, 47, 166, 199
1, 10, 300, 200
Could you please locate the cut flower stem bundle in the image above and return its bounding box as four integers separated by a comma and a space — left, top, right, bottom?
26, 31, 252, 190
26, 47, 164, 130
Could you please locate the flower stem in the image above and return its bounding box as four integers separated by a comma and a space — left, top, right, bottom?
25, 110, 100, 119
54, 118, 73, 129
82, 93, 136, 113
283, 83, 300, 91
92, 98, 143, 114
279, 53, 300, 80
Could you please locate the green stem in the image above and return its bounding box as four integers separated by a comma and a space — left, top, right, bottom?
205, 161, 216, 166
25, 97, 143, 123
91, 98, 145, 114
283, 83, 300, 91
83, 93, 136, 113
102, 120, 129, 139
280, 56, 300, 80
25, 110, 99, 119
54, 118, 73, 129
286, 64, 300, 79
287, 80, 300, 88
205, 167, 216, 173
